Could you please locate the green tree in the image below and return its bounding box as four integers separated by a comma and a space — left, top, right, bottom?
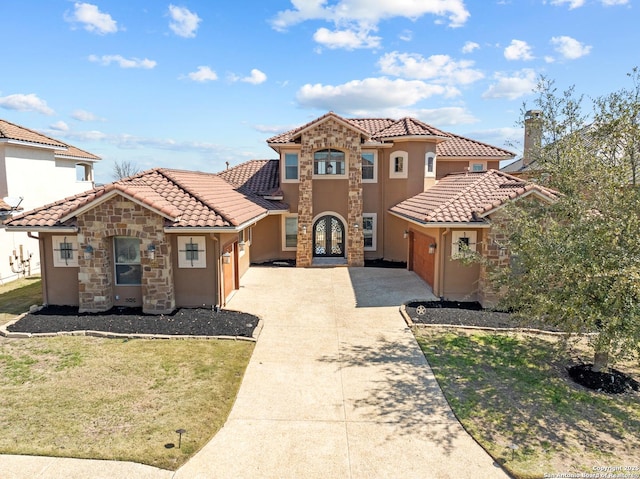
492, 73, 640, 372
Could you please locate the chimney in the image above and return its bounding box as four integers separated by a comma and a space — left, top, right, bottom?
523, 110, 542, 167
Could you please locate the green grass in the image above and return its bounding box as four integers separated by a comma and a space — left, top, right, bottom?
0, 276, 42, 325
0, 336, 254, 470
415, 329, 640, 479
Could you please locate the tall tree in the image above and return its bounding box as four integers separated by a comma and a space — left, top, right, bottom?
112, 160, 140, 180
489, 73, 640, 372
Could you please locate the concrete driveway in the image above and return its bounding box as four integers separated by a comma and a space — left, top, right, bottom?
0, 266, 509, 479
175, 267, 509, 479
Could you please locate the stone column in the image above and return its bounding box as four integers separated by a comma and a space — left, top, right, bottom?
296, 138, 314, 267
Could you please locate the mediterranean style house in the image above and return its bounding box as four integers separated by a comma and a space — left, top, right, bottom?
5, 112, 556, 313
0, 119, 100, 283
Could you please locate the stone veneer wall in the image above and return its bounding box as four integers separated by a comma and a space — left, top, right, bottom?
296, 119, 364, 267
477, 214, 510, 308
76, 196, 175, 314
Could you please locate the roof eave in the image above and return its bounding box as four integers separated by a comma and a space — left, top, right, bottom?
165, 211, 270, 233
388, 210, 490, 228
0, 138, 67, 150
4, 225, 78, 233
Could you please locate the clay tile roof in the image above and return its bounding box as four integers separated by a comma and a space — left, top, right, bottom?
5, 167, 276, 230
217, 159, 280, 195
371, 117, 449, 140
390, 169, 557, 224
436, 132, 514, 159
267, 112, 371, 144
0, 118, 101, 161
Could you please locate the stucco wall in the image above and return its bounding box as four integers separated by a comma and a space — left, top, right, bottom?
40, 233, 79, 306
172, 234, 218, 307
441, 228, 483, 302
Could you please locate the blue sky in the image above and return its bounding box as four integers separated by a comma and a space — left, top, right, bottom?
0, 0, 637, 183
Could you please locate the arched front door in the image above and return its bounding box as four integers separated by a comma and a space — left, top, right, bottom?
313, 215, 345, 257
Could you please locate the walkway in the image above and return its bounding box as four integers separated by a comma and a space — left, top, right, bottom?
0, 267, 509, 479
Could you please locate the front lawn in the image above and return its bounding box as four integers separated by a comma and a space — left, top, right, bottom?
0, 336, 253, 470
0, 276, 42, 325
415, 329, 640, 479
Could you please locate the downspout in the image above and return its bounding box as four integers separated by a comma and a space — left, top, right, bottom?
438, 228, 450, 300
27, 232, 47, 305
211, 234, 222, 310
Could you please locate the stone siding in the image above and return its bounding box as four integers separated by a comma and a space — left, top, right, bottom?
477, 214, 510, 307
76, 196, 175, 314
296, 118, 364, 266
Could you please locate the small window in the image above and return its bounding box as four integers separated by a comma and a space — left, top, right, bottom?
362, 152, 377, 182
363, 213, 377, 250
114, 237, 142, 284
471, 163, 485, 172
177, 236, 206, 268
425, 152, 436, 178
314, 149, 345, 176
53, 235, 79, 267
76, 163, 92, 182
451, 231, 477, 258
283, 215, 298, 250
284, 153, 299, 181
390, 151, 408, 178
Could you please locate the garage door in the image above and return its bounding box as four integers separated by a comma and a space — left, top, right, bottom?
411, 232, 436, 288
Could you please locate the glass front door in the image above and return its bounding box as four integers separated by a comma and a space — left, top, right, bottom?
313, 215, 345, 257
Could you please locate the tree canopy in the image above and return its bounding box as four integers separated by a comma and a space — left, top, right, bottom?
490, 70, 640, 371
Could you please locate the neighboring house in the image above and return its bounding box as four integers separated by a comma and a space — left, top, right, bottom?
5, 111, 555, 312
0, 119, 100, 283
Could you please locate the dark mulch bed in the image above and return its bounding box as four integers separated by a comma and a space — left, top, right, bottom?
405, 300, 564, 332
568, 364, 640, 394
7, 305, 259, 338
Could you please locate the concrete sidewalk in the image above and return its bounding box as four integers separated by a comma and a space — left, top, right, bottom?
0, 267, 510, 479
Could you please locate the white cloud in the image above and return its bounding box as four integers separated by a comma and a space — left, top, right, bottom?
168, 4, 201, 38
504, 39, 534, 61
550, 35, 591, 59
0, 93, 54, 115
482, 69, 537, 100
186, 66, 218, 82
271, 0, 470, 49
89, 54, 157, 69
550, 0, 585, 8
72, 109, 100, 121
313, 27, 381, 50
241, 69, 267, 85
66, 2, 118, 34
50, 121, 69, 131
378, 52, 484, 85
399, 29, 413, 42
296, 77, 459, 114
601, 0, 628, 4
462, 41, 479, 54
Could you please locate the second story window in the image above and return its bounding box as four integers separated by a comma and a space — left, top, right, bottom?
284, 153, 299, 180
314, 149, 345, 176
362, 152, 377, 182
425, 152, 436, 178
390, 151, 408, 179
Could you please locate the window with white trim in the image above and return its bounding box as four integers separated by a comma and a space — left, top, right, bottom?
425, 152, 436, 178
177, 236, 206, 268
390, 151, 408, 178
451, 231, 477, 258
284, 153, 299, 181
471, 162, 486, 172
52, 235, 79, 267
114, 237, 142, 284
361, 151, 377, 182
363, 213, 377, 251
314, 149, 345, 176
283, 215, 298, 250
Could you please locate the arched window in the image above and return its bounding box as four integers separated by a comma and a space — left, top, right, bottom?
314, 149, 345, 176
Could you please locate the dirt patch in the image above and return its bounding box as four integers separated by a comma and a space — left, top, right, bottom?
7, 305, 259, 337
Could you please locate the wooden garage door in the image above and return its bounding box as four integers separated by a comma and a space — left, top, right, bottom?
412, 232, 436, 288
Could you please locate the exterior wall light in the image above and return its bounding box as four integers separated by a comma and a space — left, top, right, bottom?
302, 225, 307, 234
84, 244, 94, 259
403, 230, 409, 239
354, 223, 359, 230
147, 243, 156, 260
239, 240, 246, 252
222, 251, 231, 264
429, 243, 437, 254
